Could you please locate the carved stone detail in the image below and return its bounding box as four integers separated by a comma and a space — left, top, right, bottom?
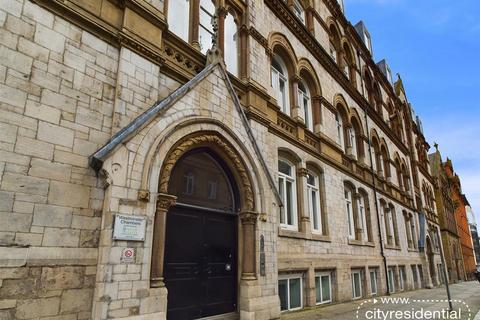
156, 193, 177, 210
159, 134, 254, 210
240, 211, 259, 225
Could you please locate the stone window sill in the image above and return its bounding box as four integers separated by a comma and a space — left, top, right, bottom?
278, 228, 331, 242
384, 244, 402, 250
348, 239, 375, 247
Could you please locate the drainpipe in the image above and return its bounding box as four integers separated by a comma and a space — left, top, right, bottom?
357, 49, 390, 295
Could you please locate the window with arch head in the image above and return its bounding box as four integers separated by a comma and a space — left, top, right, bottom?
271, 55, 290, 115
348, 126, 357, 158
307, 171, 322, 233
278, 158, 297, 229
168, 0, 242, 75
298, 81, 312, 131
224, 12, 239, 76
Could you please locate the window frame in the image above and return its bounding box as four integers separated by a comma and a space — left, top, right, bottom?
307, 171, 322, 234
298, 81, 313, 131
278, 274, 304, 312
351, 270, 363, 299
271, 56, 290, 116
315, 272, 333, 305
336, 113, 344, 150
369, 269, 378, 296
293, 0, 306, 24
278, 158, 298, 230
388, 267, 396, 294
345, 186, 355, 239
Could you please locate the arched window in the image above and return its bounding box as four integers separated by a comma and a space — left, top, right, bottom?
168, 0, 190, 42
307, 171, 322, 233
381, 145, 391, 179
224, 12, 239, 76
271, 55, 290, 115
298, 81, 312, 131
278, 158, 297, 229
168, 0, 243, 75
329, 24, 341, 64
344, 185, 355, 239
342, 43, 356, 86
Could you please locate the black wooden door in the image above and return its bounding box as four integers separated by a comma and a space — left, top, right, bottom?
164, 206, 237, 320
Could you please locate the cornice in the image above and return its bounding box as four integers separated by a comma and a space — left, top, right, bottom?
263, 0, 409, 155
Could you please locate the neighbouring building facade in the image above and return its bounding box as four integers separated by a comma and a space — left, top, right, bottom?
429, 147, 465, 283
443, 160, 477, 280
465, 197, 480, 271
0, 0, 458, 319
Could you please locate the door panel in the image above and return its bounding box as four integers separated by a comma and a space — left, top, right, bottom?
165, 206, 237, 320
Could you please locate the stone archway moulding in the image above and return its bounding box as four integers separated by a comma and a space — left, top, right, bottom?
150, 131, 259, 288
158, 133, 254, 211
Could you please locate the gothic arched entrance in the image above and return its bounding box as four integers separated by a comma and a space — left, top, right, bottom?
164, 150, 239, 319
149, 132, 259, 320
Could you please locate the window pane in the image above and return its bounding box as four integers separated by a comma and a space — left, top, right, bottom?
168, 0, 190, 42
321, 276, 331, 302
224, 14, 239, 76
286, 180, 293, 225
353, 273, 361, 298
370, 271, 377, 294
289, 278, 301, 309
278, 160, 292, 176
279, 280, 288, 311
315, 277, 321, 303
312, 190, 319, 230
199, 25, 213, 54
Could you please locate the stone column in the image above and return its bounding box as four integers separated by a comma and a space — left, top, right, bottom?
240, 211, 259, 280
150, 193, 177, 288
217, 7, 227, 54
190, 0, 201, 49
344, 123, 353, 156
312, 96, 322, 133
298, 166, 311, 235
290, 75, 303, 123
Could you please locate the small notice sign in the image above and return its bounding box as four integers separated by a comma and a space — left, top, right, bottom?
121, 248, 135, 264
113, 214, 146, 241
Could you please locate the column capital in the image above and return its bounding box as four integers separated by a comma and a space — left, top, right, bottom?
298, 167, 309, 177
156, 193, 177, 211
240, 211, 259, 225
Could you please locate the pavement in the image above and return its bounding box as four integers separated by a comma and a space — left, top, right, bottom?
282, 281, 480, 320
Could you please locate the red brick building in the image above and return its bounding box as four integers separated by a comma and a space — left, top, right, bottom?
444, 159, 477, 280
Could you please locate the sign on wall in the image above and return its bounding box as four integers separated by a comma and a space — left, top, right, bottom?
113, 214, 147, 241
121, 248, 136, 264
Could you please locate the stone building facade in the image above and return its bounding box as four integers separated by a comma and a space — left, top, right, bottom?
465, 199, 480, 270
443, 160, 477, 280
0, 0, 448, 319
429, 147, 465, 283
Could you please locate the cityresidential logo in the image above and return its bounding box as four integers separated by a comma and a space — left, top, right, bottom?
356, 298, 472, 320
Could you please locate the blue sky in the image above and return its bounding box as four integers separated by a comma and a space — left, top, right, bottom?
343, 0, 480, 226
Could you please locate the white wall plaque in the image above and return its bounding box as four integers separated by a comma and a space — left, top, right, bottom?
113, 214, 146, 241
